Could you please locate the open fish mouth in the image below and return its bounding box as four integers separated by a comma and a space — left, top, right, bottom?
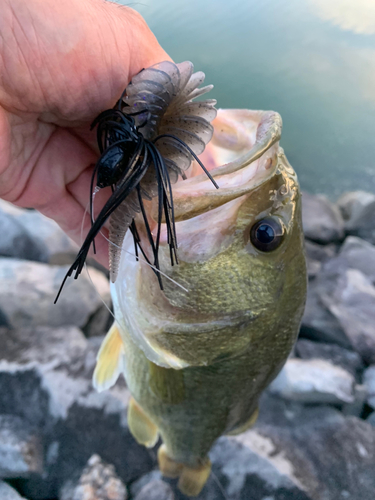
168, 108, 283, 222
113, 109, 286, 370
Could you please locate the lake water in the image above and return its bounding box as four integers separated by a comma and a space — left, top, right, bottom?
118, 0, 375, 197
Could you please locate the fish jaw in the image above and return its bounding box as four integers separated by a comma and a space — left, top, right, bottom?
111, 109, 306, 370
152, 108, 282, 223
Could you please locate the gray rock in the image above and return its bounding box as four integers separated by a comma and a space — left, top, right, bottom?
0, 326, 154, 499
300, 279, 350, 347
0, 415, 43, 479
0, 259, 110, 329
252, 394, 375, 500
320, 268, 375, 364
302, 192, 344, 243
302, 252, 375, 362
305, 240, 337, 262
336, 191, 375, 220
336, 191, 375, 244
0, 199, 79, 265
83, 304, 113, 338
301, 237, 375, 349
342, 384, 368, 417
336, 236, 375, 283
205, 437, 312, 500
367, 412, 375, 427
295, 339, 364, 379
16, 211, 79, 266
134, 478, 174, 500
363, 366, 375, 409
130, 470, 164, 499
306, 259, 322, 279
268, 358, 356, 404
60, 454, 127, 500
132, 399, 375, 500
0, 211, 47, 262
305, 241, 337, 279
0, 481, 26, 499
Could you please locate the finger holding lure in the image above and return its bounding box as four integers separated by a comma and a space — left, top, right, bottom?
55, 61, 218, 302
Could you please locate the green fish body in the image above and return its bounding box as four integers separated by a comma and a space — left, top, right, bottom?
94, 108, 307, 496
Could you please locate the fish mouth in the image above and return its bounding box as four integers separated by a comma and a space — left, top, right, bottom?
154, 109, 283, 222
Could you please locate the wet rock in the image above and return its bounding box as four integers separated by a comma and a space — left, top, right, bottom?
0, 415, 43, 479
320, 268, 375, 364
300, 279, 350, 347
60, 454, 127, 500
0, 481, 26, 499
302, 192, 344, 243
0, 259, 110, 329
268, 358, 356, 404
337, 191, 375, 244
0, 326, 154, 499
363, 366, 375, 409
0, 211, 47, 262
0, 199, 79, 265
295, 339, 364, 379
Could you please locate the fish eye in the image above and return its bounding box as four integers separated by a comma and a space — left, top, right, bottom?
250, 217, 284, 252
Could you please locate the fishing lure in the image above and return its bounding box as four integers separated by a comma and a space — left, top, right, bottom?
55, 61, 218, 302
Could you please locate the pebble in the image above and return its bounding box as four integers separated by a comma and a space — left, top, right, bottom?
60, 454, 127, 500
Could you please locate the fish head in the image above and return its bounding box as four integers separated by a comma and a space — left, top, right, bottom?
114, 109, 307, 369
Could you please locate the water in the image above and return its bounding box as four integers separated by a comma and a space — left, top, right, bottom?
119, 0, 375, 197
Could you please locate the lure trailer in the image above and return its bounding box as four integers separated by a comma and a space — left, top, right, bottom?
55, 61, 218, 302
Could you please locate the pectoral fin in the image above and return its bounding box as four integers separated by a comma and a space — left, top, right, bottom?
93, 323, 125, 392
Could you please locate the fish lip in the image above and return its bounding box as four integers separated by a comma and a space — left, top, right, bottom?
164, 109, 282, 222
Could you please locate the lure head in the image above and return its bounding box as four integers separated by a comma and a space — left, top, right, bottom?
113, 109, 307, 369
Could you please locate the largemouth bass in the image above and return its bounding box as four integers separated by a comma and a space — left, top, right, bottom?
89, 64, 307, 497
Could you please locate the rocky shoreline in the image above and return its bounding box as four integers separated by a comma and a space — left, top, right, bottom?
0, 191, 374, 500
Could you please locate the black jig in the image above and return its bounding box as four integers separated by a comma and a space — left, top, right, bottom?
54, 73, 218, 303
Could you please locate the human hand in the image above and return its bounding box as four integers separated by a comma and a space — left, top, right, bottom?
0, 0, 170, 267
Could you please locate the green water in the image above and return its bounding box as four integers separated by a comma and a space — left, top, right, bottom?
119, 0, 375, 197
